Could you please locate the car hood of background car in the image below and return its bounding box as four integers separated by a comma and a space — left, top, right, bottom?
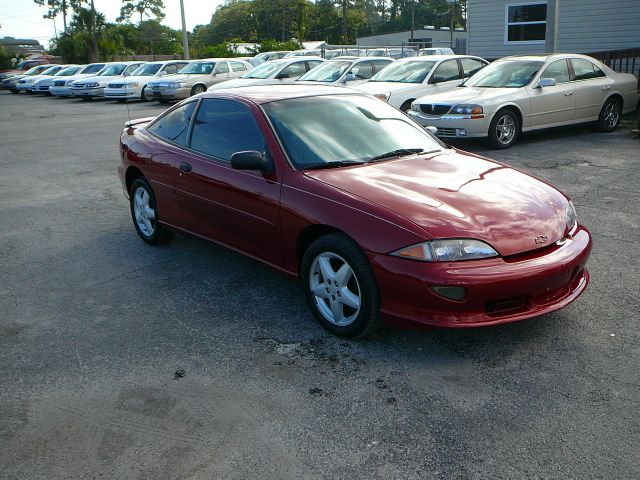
417, 86, 521, 106
79, 75, 120, 85
304, 149, 568, 256
355, 81, 419, 94
209, 78, 277, 90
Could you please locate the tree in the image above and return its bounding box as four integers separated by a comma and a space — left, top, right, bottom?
117, 0, 165, 24
33, 0, 70, 32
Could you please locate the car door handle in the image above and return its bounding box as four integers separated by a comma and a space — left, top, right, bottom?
179, 162, 192, 172
564, 91, 574, 96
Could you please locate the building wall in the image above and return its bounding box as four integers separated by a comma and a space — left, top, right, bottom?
356, 29, 467, 48
468, 0, 640, 59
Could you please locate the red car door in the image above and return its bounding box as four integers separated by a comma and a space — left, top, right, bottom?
174, 98, 284, 267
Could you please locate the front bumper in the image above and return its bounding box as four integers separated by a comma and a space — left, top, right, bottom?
408, 110, 491, 138
370, 226, 592, 328
104, 87, 141, 99
16, 83, 34, 91
49, 86, 72, 97
33, 84, 52, 93
70, 87, 105, 98
148, 85, 190, 101
0, 82, 19, 90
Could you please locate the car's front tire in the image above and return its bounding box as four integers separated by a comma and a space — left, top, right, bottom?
487, 108, 519, 149
140, 86, 148, 102
129, 177, 174, 245
191, 84, 206, 96
301, 233, 381, 338
595, 97, 621, 132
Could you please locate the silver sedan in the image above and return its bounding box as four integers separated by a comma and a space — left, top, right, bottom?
408, 54, 639, 148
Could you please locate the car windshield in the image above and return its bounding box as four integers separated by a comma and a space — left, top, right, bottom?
131, 63, 162, 76
98, 64, 127, 76
41, 66, 62, 75
298, 61, 351, 82
56, 66, 81, 76
370, 60, 436, 83
242, 61, 284, 79
464, 60, 544, 88
80, 63, 105, 74
179, 62, 215, 74
263, 94, 443, 169
25, 65, 48, 75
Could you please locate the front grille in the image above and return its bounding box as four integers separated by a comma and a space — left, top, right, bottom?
420, 104, 451, 115
109, 83, 125, 88
54, 80, 66, 86
436, 127, 457, 137
485, 296, 528, 316
73, 82, 84, 88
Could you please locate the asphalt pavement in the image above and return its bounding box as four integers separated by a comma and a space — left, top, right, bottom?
1, 92, 638, 479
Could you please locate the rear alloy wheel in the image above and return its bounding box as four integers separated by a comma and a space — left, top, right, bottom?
191, 84, 206, 96
129, 178, 174, 245
488, 109, 519, 149
595, 98, 621, 132
301, 233, 381, 338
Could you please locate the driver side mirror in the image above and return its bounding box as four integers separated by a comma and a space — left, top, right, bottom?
342, 73, 356, 83
537, 78, 556, 88
276, 73, 290, 80
158, 71, 167, 76
231, 151, 268, 171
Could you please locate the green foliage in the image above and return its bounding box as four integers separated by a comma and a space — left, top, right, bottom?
0, 45, 12, 70
198, 43, 237, 59
117, 0, 165, 24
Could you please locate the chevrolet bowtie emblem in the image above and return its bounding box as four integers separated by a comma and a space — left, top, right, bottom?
535, 235, 548, 244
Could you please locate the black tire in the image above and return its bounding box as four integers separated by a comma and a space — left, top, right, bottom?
399, 99, 414, 113
129, 177, 174, 245
158, 99, 170, 104
301, 233, 381, 338
10, 89, 19, 94
595, 97, 621, 132
80, 96, 91, 102
487, 108, 519, 149
190, 84, 206, 96
140, 85, 148, 102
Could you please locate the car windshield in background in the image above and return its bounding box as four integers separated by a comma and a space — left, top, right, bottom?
464, 60, 544, 88
81, 64, 105, 74
131, 63, 162, 76
99, 65, 127, 76
298, 61, 351, 82
25, 66, 46, 75
123, 64, 141, 75
242, 61, 284, 79
56, 67, 81, 76
263, 94, 443, 169
370, 60, 436, 83
179, 62, 215, 74
40, 66, 61, 75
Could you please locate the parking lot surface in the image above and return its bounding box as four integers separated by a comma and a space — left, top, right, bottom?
1, 92, 639, 479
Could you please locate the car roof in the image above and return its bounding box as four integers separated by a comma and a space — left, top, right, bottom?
200, 84, 359, 104
394, 54, 479, 62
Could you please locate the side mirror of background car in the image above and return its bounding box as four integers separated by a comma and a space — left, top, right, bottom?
158, 71, 167, 76
231, 151, 268, 171
342, 73, 356, 83
276, 73, 290, 80
537, 78, 556, 88
425, 126, 438, 135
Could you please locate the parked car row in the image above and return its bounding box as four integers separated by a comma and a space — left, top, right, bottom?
3, 52, 637, 149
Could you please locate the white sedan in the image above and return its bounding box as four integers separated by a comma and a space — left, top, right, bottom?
15, 64, 69, 92
104, 60, 189, 102
354, 55, 488, 111
296, 57, 394, 87
207, 57, 325, 91
69, 62, 143, 100
49, 62, 107, 97
32, 65, 81, 93
408, 54, 640, 148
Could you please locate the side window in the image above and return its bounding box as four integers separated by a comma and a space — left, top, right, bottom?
350, 61, 374, 80
571, 58, 599, 81
306, 61, 323, 71
190, 99, 265, 162
431, 60, 460, 83
163, 64, 178, 75
460, 58, 486, 78
230, 61, 248, 72
148, 101, 197, 146
280, 62, 307, 77
372, 60, 393, 73
541, 59, 570, 83
214, 62, 230, 74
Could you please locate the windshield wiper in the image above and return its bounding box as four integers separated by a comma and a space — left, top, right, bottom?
367, 148, 426, 162
303, 160, 367, 170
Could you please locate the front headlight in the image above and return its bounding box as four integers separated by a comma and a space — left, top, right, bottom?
127, 82, 140, 88
566, 201, 577, 234
450, 104, 483, 115
86, 82, 100, 88
373, 92, 391, 102
168, 82, 187, 88
391, 239, 499, 262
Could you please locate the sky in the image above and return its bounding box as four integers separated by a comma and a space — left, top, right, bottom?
0, 0, 227, 47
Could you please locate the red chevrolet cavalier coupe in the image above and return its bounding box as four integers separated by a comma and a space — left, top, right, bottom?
118, 85, 592, 338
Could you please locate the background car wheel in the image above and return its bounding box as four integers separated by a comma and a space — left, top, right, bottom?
129, 178, 174, 245
140, 86, 148, 102
158, 99, 170, 104
487, 108, 519, 149
595, 98, 621, 132
191, 84, 206, 96
80, 97, 91, 102
10, 89, 19, 94
399, 99, 414, 113
301, 233, 381, 338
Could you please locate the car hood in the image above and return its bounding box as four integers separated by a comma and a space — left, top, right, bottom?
81, 75, 121, 84
2, 74, 27, 83
416, 86, 522, 105
122, 75, 157, 84
209, 78, 276, 90
354, 81, 418, 95
304, 150, 569, 256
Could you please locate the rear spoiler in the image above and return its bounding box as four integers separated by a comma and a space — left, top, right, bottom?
124, 117, 155, 128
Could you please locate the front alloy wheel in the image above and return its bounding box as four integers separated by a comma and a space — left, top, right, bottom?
129, 177, 174, 245
488, 109, 519, 149
301, 233, 381, 338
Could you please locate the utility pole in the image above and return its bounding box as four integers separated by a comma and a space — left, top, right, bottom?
179, 0, 190, 59
410, 0, 415, 42
342, 0, 348, 44
61, 0, 67, 32
447, 0, 455, 50
90, 0, 99, 61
